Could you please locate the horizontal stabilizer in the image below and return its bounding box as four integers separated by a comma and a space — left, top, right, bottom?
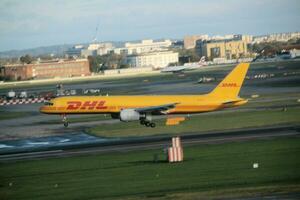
166, 117, 185, 125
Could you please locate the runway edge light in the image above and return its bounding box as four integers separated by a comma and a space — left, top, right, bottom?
253, 163, 259, 169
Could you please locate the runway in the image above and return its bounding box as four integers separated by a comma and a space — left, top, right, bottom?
0, 125, 299, 162
1, 60, 300, 141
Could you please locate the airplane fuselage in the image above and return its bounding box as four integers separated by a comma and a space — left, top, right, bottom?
40, 95, 247, 115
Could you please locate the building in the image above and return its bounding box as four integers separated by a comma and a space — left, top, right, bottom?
184, 35, 209, 49
126, 51, 178, 69
171, 40, 184, 49
242, 35, 253, 44
81, 43, 114, 57
122, 39, 172, 55
81, 49, 97, 57
112, 39, 173, 55
184, 34, 253, 49
96, 43, 114, 55
0, 64, 32, 80
290, 49, 300, 58
65, 45, 85, 58
211, 34, 253, 44
196, 39, 248, 60
1, 59, 90, 81
210, 35, 232, 40
113, 47, 129, 55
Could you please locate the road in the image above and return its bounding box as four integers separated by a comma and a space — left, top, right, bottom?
0, 125, 299, 162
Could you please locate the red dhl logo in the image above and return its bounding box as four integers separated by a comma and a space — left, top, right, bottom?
66, 101, 107, 110
221, 83, 238, 87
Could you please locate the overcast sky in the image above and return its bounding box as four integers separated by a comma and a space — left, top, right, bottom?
0, 0, 299, 51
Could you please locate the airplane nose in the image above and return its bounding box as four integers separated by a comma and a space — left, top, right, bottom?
39, 106, 46, 113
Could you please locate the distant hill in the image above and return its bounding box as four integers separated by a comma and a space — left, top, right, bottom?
0, 40, 175, 59
0, 44, 76, 58
0, 41, 127, 59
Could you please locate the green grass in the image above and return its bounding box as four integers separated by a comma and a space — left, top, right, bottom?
87, 108, 300, 138
38, 114, 111, 124
0, 137, 300, 200
0, 111, 31, 121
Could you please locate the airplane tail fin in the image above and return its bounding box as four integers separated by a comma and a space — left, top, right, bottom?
208, 63, 250, 98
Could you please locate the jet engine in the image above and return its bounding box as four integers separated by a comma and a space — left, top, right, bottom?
119, 109, 141, 121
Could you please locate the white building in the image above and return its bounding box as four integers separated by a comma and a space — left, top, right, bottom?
290, 49, 300, 58
87, 43, 113, 50
113, 47, 129, 55
126, 51, 178, 69
81, 49, 96, 57
119, 39, 172, 55
81, 43, 114, 57
242, 35, 253, 44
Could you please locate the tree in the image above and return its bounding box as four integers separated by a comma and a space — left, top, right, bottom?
248, 40, 300, 57
20, 54, 33, 64
119, 64, 130, 69
88, 53, 126, 73
38, 54, 53, 60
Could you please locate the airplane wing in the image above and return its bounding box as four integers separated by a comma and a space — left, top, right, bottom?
222, 100, 242, 105
222, 99, 247, 107
135, 103, 178, 114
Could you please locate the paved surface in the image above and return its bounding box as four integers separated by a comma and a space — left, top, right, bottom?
1, 100, 299, 141
0, 60, 300, 140
0, 125, 299, 162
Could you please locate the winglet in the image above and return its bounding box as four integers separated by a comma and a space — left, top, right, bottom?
208, 63, 250, 98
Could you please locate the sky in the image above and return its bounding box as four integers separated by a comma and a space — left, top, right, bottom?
0, 0, 300, 52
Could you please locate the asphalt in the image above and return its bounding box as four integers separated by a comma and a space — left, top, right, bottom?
0, 60, 300, 163
0, 124, 299, 162
1, 60, 300, 140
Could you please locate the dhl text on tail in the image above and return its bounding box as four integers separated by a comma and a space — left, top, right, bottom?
40, 63, 250, 127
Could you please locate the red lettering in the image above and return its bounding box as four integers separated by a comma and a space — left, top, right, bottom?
67, 101, 82, 110
80, 101, 98, 110
66, 100, 107, 110
96, 101, 107, 109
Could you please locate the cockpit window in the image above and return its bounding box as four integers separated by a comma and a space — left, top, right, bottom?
44, 102, 54, 106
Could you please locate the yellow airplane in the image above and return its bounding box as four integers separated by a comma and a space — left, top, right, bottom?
40, 63, 250, 127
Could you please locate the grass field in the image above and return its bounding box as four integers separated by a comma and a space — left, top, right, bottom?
87, 107, 300, 138
0, 111, 31, 121
38, 114, 110, 125
1, 137, 300, 200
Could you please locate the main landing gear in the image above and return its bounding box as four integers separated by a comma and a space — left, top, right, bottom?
61, 114, 69, 127
140, 119, 156, 128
